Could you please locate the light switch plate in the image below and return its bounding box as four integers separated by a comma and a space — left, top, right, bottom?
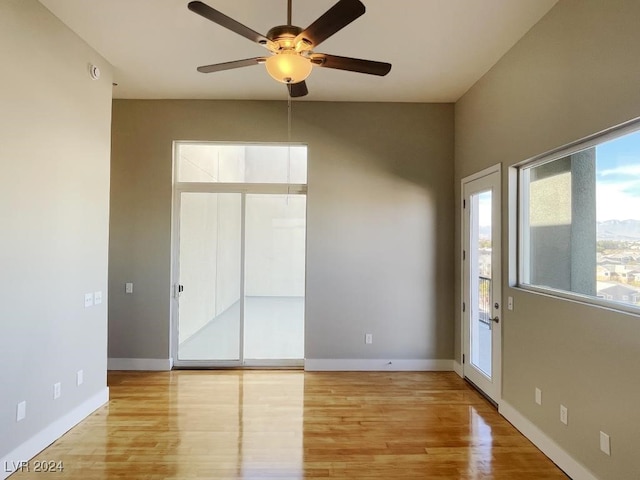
560, 405, 568, 425
600, 431, 611, 455
17, 401, 26, 422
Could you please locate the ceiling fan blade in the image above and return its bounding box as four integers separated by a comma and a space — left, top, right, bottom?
310, 53, 391, 76
197, 57, 265, 73
188, 1, 269, 46
296, 0, 365, 48
288, 81, 309, 98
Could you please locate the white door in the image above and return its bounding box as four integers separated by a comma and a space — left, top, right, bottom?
462, 165, 501, 403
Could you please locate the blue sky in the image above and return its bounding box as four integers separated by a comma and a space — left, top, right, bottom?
596, 129, 640, 221
475, 129, 640, 227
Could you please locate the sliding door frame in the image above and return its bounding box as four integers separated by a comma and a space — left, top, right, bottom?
171, 182, 307, 368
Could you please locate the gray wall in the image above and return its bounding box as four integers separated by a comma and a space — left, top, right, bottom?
455, 0, 640, 478
109, 101, 454, 363
0, 0, 112, 462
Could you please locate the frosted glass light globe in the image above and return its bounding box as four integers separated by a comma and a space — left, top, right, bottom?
265, 52, 312, 84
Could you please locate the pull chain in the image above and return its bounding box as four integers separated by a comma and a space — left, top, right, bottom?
288, 95, 292, 144
287, 93, 292, 201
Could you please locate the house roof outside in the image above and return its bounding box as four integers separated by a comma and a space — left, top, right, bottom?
597, 283, 640, 298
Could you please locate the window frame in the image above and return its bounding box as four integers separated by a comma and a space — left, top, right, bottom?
516, 118, 640, 316
173, 141, 308, 186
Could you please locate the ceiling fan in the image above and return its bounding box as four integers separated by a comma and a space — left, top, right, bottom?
187, 0, 392, 98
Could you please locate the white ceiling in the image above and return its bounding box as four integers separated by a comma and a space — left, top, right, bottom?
39, 0, 558, 102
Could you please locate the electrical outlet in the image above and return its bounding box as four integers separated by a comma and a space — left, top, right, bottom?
84, 293, 94, 308
77, 369, 84, 386
600, 431, 611, 455
16, 401, 26, 422
125, 282, 134, 294
53, 382, 61, 400
94, 291, 102, 305
560, 405, 568, 425
365, 333, 373, 344
535, 387, 542, 405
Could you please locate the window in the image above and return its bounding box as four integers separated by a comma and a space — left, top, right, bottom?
519, 125, 640, 311
172, 142, 308, 365
175, 143, 307, 184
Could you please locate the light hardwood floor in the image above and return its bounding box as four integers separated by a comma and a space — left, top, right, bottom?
11, 371, 568, 479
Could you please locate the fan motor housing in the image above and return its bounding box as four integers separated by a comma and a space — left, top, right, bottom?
266, 25, 303, 41
265, 25, 312, 52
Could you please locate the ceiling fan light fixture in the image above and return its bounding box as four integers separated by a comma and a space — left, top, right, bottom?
265, 51, 312, 84
189, 0, 391, 97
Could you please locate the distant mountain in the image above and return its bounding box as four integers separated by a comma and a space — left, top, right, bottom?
478, 225, 492, 239
597, 219, 640, 241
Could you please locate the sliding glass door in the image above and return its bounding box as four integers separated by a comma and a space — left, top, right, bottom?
172, 143, 307, 367
177, 192, 242, 361
244, 194, 306, 360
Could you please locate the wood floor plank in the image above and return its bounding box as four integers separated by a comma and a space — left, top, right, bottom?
9, 371, 568, 479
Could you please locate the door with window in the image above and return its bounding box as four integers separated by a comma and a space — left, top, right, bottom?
462, 165, 501, 403
172, 143, 307, 367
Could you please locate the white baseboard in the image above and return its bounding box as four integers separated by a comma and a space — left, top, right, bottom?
304, 359, 454, 371
499, 400, 598, 480
453, 360, 463, 378
107, 357, 173, 371
0, 388, 109, 480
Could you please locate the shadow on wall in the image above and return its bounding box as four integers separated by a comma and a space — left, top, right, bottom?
294, 102, 455, 359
